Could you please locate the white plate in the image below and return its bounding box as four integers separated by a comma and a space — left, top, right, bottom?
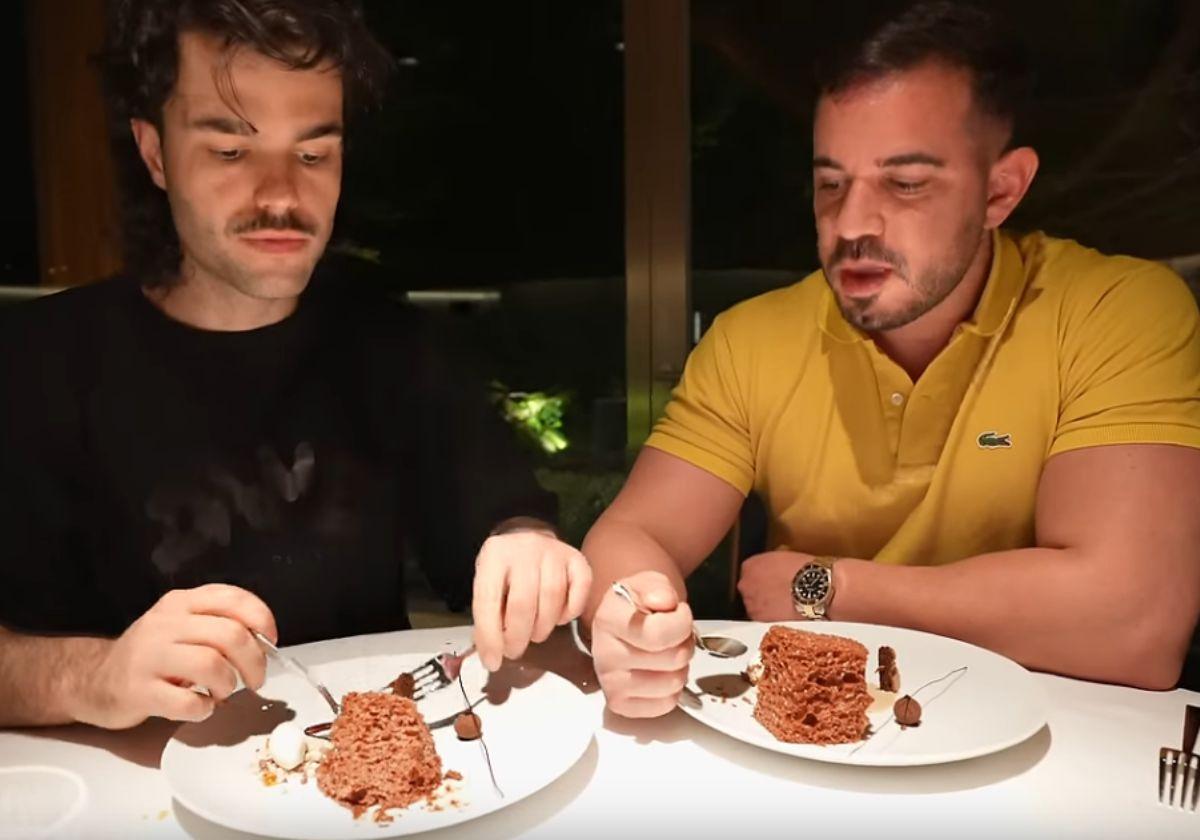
162, 650, 597, 838
681, 621, 1047, 766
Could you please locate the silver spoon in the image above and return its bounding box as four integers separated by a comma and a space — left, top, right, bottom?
610, 582, 748, 658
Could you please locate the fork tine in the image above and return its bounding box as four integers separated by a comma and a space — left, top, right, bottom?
1161, 748, 1173, 804
1187, 754, 1200, 812
1164, 748, 1181, 806
410, 661, 439, 679
1181, 753, 1197, 810
1176, 748, 1185, 806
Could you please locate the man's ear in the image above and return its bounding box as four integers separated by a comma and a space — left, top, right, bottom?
130, 118, 168, 191
984, 146, 1039, 229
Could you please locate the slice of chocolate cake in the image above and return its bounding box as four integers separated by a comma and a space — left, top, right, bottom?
752, 625, 871, 745
316, 691, 443, 818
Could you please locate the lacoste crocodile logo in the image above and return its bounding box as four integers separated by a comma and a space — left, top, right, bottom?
977, 431, 1013, 449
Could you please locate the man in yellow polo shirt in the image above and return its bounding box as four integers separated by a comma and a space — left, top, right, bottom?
580, 2, 1200, 717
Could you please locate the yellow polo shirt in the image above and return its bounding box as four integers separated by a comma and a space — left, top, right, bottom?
646, 230, 1200, 565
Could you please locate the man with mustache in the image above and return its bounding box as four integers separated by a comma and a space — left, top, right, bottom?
0, 0, 589, 729
583, 0, 1200, 717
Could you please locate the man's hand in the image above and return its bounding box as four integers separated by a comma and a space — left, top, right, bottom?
472, 531, 592, 671
74, 584, 277, 729
737, 551, 810, 620
592, 571, 693, 718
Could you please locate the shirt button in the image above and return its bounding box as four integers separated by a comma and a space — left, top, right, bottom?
890, 392, 905, 406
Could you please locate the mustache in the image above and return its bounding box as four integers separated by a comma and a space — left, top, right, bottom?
830, 237, 907, 274
230, 210, 318, 237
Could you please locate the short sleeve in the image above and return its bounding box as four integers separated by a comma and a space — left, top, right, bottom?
644, 313, 754, 494
1050, 263, 1200, 456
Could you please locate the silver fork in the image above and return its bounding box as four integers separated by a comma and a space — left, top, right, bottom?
1159, 704, 1200, 811
378, 645, 476, 700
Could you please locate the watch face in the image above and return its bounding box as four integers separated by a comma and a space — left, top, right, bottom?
793, 564, 830, 604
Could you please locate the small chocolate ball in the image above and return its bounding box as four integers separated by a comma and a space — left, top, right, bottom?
893, 695, 922, 727
454, 712, 482, 740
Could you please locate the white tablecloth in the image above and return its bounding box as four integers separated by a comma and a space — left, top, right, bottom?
2, 623, 1197, 839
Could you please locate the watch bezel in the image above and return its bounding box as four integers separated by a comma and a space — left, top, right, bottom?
791, 558, 834, 618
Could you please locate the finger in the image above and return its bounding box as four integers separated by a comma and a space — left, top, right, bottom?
623, 571, 680, 613
175, 614, 267, 691
559, 551, 593, 625
158, 643, 239, 703
605, 603, 694, 652
603, 666, 690, 701
531, 553, 567, 643
472, 550, 508, 672
157, 584, 278, 644
592, 632, 693, 672
150, 681, 216, 723
607, 694, 679, 719
502, 555, 540, 661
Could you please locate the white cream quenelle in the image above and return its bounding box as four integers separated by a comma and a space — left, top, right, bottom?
266, 722, 308, 771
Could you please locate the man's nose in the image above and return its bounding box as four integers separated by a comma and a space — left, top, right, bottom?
252, 157, 302, 216
833, 180, 884, 242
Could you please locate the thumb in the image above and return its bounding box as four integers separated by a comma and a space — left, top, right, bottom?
623, 571, 680, 613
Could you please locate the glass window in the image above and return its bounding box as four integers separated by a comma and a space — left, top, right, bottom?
348, 2, 627, 623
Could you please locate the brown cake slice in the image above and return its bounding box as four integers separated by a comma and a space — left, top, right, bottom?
752, 625, 871, 745
316, 691, 443, 818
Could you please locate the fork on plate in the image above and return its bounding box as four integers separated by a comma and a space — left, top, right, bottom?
1159, 703, 1199, 811
379, 645, 476, 702
302, 646, 476, 738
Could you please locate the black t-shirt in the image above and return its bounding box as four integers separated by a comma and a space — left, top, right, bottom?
0, 274, 554, 644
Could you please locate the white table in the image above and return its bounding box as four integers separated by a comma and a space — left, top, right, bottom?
2, 623, 1197, 839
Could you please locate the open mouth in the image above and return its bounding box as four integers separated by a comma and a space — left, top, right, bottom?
837, 263, 894, 298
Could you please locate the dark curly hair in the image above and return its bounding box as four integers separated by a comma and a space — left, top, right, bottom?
100, 0, 394, 287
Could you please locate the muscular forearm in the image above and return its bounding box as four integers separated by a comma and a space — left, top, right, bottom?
0, 628, 109, 727
832, 547, 1194, 689
580, 515, 689, 627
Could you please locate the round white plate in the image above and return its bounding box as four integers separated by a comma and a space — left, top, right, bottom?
681, 621, 1047, 766
162, 650, 596, 838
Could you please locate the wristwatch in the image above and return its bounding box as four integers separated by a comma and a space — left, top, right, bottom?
791, 557, 837, 620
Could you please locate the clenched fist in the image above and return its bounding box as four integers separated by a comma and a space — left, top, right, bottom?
591, 571, 693, 718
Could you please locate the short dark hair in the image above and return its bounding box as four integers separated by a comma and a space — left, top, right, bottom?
100, 0, 394, 287
816, 1, 1033, 143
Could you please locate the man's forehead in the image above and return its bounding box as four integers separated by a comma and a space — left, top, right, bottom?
170, 30, 343, 116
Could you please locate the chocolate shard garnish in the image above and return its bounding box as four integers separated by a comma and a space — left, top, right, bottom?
877, 645, 900, 693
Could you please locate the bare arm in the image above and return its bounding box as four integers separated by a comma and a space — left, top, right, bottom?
0, 585, 276, 729
0, 629, 110, 726
740, 444, 1200, 689
580, 446, 745, 626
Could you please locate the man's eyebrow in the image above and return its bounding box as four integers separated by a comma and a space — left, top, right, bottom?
812, 155, 844, 170
189, 116, 255, 136
297, 122, 343, 142
879, 152, 945, 167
